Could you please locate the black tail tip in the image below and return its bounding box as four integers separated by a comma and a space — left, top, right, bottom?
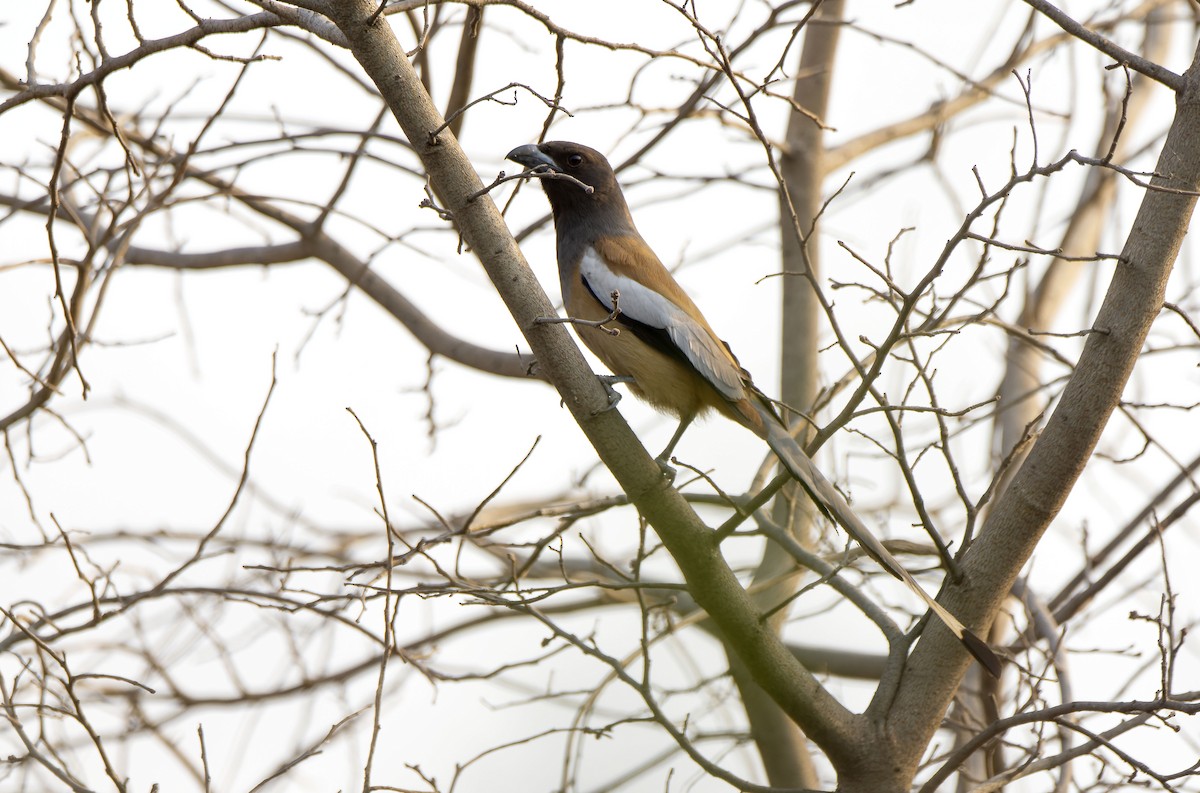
962, 630, 1002, 678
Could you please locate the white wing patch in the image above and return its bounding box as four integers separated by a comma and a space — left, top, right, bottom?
579, 247, 745, 401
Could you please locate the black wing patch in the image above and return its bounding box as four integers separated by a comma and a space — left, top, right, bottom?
582, 276, 693, 368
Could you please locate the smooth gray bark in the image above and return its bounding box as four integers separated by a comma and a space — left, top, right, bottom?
877, 40, 1200, 793
316, 2, 1200, 789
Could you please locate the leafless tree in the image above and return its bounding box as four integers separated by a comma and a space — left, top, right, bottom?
2, 1, 1198, 791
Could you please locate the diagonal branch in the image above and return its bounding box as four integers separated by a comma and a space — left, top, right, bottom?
1022, 0, 1183, 91
889, 36, 1200, 778
315, 0, 869, 766
0, 68, 534, 381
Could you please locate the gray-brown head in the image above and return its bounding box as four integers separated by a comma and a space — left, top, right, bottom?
506, 141, 634, 235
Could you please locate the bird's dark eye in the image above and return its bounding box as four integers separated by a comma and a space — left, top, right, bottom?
567, 153, 583, 168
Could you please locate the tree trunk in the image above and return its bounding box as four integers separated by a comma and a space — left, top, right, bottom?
737, 1, 845, 787
886, 39, 1200, 786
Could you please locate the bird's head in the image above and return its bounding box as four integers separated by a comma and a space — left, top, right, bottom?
506, 141, 628, 224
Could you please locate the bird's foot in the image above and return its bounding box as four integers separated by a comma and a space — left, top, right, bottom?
654, 454, 678, 484
593, 375, 635, 414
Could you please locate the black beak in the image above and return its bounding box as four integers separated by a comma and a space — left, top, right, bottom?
506, 143, 560, 172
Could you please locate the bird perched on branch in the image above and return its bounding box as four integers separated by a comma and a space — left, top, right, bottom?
506, 140, 1000, 677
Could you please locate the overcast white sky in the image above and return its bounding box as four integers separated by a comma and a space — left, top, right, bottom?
2, 1, 1198, 790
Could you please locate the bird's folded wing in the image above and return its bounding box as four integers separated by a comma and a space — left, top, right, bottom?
580, 244, 745, 401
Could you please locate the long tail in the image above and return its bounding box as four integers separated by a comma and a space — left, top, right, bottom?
761, 414, 1001, 677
